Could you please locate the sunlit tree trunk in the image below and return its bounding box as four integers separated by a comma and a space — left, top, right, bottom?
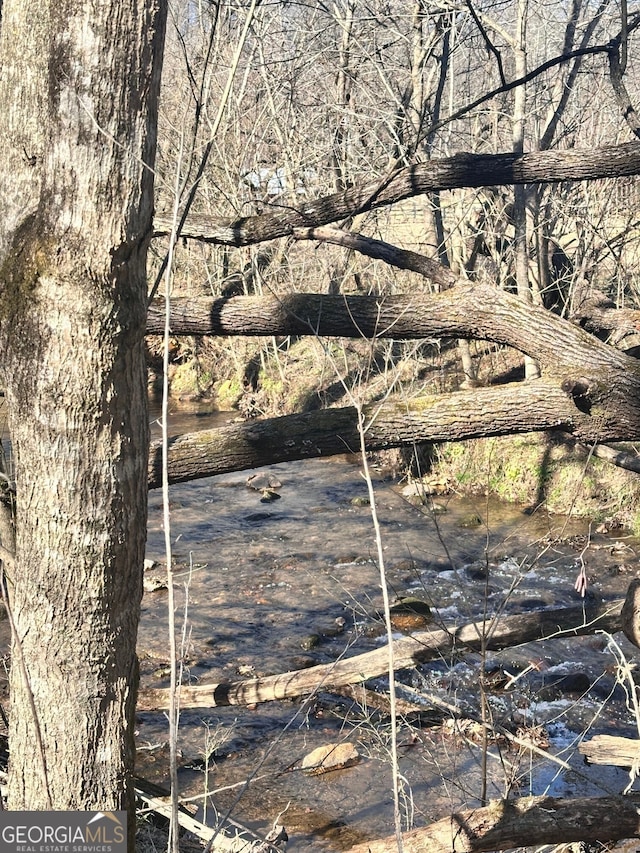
331, 0, 355, 193
511, 0, 539, 379
0, 0, 166, 845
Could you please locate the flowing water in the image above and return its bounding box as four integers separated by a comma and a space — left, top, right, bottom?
138, 404, 640, 851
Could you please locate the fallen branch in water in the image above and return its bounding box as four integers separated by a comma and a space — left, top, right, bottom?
137, 599, 622, 711
344, 792, 640, 853
134, 778, 283, 853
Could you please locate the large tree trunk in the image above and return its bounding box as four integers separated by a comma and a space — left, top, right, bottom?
0, 0, 166, 838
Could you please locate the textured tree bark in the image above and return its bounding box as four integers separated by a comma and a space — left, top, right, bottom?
0, 0, 166, 840
149, 280, 640, 371
571, 289, 640, 348
149, 382, 584, 488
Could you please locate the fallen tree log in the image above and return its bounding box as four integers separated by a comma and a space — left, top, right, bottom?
149, 382, 581, 487
152, 142, 640, 247
579, 734, 640, 768
147, 268, 640, 489
345, 793, 640, 853
137, 599, 622, 711
146, 280, 640, 489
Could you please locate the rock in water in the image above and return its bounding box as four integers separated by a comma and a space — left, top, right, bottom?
301, 742, 360, 775
259, 489, 281, 503
388, 596, 432, 632
246, 472, 282, 491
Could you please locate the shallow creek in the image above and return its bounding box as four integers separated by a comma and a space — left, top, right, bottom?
137, 404, 640, 851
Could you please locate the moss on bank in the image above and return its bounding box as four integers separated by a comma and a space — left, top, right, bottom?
431, 433, 640, 529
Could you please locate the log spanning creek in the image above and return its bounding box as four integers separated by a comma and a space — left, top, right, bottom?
137, 405, 640, 852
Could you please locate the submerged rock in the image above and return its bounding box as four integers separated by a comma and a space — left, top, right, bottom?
388, 596, 433, 632
259, 489, 281, 503
350, 496, 370, 507
459, 513, 483, 528
401, 476, 451, 497
300, 633, 321, 651
143, 575, 169, 593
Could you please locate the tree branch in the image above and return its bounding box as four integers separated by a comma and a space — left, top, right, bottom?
152, 142, 640, 247
465, 0, 506, 86
292, 225, 458, 288
607, 12, 640, 139
608, 36, 640, 138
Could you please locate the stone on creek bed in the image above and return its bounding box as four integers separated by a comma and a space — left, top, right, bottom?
301, 742, 360, 775
246, 472, 282, 491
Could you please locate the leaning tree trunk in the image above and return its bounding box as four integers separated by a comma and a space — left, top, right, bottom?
0, 0, 166, 842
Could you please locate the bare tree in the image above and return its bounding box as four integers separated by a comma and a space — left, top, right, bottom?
0, 0, 166, 842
